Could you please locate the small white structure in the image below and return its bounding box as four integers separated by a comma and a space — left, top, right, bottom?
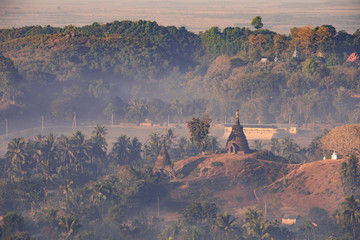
261, 57, 269, 63
331, 151, 337, 160
323, 156, 326, 160
292, 47, 298, 58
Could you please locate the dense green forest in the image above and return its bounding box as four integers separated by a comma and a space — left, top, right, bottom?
0, 19, 360, 131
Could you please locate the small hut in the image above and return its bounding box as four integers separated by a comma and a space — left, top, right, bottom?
225, 109, 251, 154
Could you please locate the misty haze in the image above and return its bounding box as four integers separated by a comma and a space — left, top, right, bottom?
0, 1, 360, 240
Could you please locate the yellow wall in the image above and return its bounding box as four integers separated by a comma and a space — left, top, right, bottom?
223, 127, 277, 140
282, 218, 297, 225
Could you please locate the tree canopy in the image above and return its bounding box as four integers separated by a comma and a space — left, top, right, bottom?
251, 16, 263, 30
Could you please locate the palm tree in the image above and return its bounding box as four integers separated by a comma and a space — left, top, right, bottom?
213, 212, 239, 240
111, 135, 131, 165
58, 216, 81, 240
243, 208, 271, 239
254, 139, 264, 151
59, 136, 75, 174
280, 137, 298, 155
336, 195, 360, 239
63, 192, 85, 216
6, 137, 27, 181
143, 132, 162, 162
40, 133, 59, 185
89, 184, 108, 205
88, 125, 108, 174
269, 138, 281, 155
164, 128, 176, 146
207, 136, 220, 152
6, 137, 26, 170
89, 143, 107, 174
71, 131, 88, 174
280, 137, 307, 163
92, 124, 107, 139
127, 97, 148, 123
26, 138, 42, 174
36, 134, 60, 203
89, 182, 113, 218
244, 208, 262, 223
129, 137, 142, 165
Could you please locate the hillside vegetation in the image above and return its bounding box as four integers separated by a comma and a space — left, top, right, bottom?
0, 20, 359, 131
321, 124, 360, 157
0, 124, 359, 239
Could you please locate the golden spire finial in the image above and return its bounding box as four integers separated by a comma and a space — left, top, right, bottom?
236, 108, 240, 125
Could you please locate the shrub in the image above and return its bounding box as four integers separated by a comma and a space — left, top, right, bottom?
211, 161, 224, 167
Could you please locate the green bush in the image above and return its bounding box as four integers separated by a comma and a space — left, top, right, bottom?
211, 161, 224, 167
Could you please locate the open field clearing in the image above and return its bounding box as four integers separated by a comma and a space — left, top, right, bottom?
1, 0, 359, 33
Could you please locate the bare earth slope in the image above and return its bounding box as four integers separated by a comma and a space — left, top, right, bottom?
257, 159, 346, 219
166, 152, 352, 220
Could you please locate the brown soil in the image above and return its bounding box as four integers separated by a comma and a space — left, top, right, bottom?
258, 159, 346, 219
162, 152, 355, 221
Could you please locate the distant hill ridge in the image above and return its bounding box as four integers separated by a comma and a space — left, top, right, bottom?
0, 19, 359, 130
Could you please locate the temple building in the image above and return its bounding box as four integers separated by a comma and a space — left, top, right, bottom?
225, 109, 251, 154
153, 138, 172, 174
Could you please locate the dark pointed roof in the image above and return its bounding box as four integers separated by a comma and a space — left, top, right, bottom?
225, 109, 250, 153
153, 138, 171, 173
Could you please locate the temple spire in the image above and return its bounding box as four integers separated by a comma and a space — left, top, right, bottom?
225, 108, 250, 154
236, 108, 240, 125
153, 137, 171, 174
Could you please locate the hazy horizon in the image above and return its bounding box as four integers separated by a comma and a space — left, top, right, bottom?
0, 0, 359, 34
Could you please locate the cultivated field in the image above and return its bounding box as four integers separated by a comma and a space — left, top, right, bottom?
1, 0, 359, 34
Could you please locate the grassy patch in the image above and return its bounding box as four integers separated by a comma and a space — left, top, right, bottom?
190, 168, 200, 177
202, 168, 209, 174
211, 161, 224, 167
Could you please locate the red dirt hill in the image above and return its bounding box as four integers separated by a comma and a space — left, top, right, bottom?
164, 152, 354, 221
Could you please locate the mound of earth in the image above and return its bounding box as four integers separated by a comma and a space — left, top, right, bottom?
321, 124, 360, 157
166, 151, 294, 217
172, 151, 288, 185
257, 159, 347, 219
162, 152, 354, 221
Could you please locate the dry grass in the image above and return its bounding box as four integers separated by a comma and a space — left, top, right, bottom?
167, 152, 357, 220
